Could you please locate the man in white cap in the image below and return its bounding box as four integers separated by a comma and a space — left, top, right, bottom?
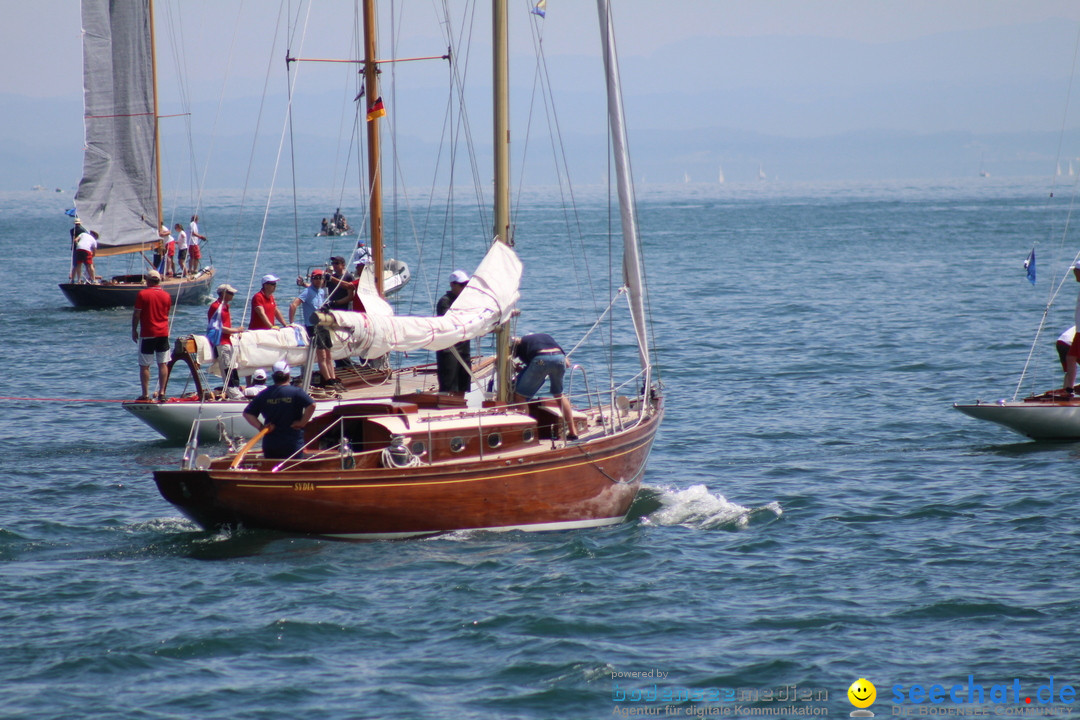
249, 274, 286, 330
243, 360, 316, 459
435, 270, 472, 393
1064, 260, 1080, 394
208, 283, 245, 395
244, 368, 269, 398
131, 270, 172, 401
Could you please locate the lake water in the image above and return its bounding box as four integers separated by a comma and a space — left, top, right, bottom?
2, 178, 1080, 719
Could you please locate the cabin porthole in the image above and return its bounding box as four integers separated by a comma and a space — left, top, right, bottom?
410, 440, 426, 456
487, 433, 503, 449
450, 437, 466, 453
522, 428, 535, 443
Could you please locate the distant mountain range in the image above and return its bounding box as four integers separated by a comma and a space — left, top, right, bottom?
7, 17, 1080, 190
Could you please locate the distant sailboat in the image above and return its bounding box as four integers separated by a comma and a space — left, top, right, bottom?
683, 171, 690, 183
717, 162, 725, 184
59, 0, 216, 308
758, 163, 767, 181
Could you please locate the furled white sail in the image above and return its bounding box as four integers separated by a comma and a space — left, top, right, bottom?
331, 240, 522, 358
74, 0, 160, 257
194, 277, 401, 377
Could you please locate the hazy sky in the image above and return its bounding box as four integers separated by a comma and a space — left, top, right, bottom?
6, 0, 1080, 186
7, 0, 1080, 100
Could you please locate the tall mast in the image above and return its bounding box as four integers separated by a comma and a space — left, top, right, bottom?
363, 0, 385, 296
148, 0, 164, 235
598, 0, 649, 377
493, 0, 512, 402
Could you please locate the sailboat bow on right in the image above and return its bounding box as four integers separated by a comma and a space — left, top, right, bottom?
152, 0, 664, 537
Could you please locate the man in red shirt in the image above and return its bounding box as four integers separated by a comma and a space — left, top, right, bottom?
208, 283, 245, 394
131, 270, 172, 401
249, 274, 286, 330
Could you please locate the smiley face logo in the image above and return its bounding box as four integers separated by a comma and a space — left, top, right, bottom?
848, 678, 876, 709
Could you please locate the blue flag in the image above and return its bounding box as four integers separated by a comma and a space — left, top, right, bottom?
65, 208, 78, 217
1024, 247, 1036, 285
206, 302, 224, 346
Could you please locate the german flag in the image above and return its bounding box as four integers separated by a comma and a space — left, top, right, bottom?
366, 97, 386, 121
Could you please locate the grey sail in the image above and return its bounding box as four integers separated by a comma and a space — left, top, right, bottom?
75, 0, 159, 257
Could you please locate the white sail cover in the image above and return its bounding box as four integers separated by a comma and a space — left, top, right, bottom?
200, 243, 518, 377
332, 241, 521, 358
74, 0, 160, 256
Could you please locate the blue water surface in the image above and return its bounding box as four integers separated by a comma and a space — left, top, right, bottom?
2, 178, 1079, 719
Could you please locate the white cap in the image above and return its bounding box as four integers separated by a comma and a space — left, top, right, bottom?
272, 360, 290, 374
449, 270, 469, 284
1073, 260, 1080, 272
261, 274, 280, 284
252, 369, 267, 381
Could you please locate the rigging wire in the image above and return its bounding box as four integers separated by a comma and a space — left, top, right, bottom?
1015, 20, 1080, 399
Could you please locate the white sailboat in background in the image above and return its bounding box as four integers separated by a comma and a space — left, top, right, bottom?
717, 162, 725, 184
60, 0, 216, 308
955, 155, 1080, 439
758, 163, 767, 181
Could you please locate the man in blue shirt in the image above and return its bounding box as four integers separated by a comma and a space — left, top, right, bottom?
243, 360, 316, 459
288, 270, 340, 389
512, 333, 578, 441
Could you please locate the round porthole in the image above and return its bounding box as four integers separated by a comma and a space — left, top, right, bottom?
450, 436, 466, 452
410, 440, 426, 456
522, 428, 535, 443
487, 433, 503, 449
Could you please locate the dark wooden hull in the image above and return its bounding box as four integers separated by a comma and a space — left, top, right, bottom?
154, 403, 662, 538
59, 268, 215, 308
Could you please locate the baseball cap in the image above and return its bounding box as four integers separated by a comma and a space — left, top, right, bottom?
262, 274, 279, 284
146, 270, 162, 281
217, 283, 238, 295
252, 369, 267, 381
272, 360, 290, 374
311, 269, 325, 277
449, 270, 469, 284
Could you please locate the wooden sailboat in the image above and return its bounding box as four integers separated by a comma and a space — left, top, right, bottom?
152, 0, 664, 537
59, 0, 215, 308
123, 0, 414, 440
